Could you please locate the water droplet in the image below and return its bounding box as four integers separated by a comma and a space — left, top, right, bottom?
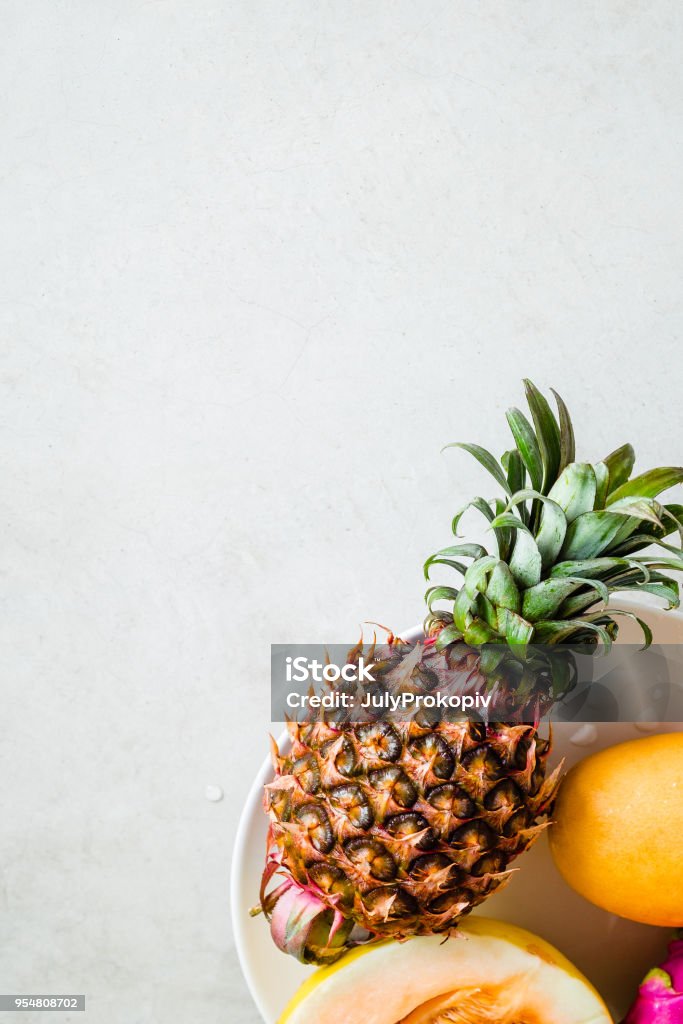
205, 785, 224, 802
569, 724, 598, 747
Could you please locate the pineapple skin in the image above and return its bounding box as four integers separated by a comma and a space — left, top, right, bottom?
264, 677, 560, 962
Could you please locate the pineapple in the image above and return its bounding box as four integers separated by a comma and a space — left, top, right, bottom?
258, 380, 683, 964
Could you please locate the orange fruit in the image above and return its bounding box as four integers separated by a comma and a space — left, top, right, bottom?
549, 732, 683, 927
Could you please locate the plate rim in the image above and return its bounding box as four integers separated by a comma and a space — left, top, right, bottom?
231, 746, 278, 1023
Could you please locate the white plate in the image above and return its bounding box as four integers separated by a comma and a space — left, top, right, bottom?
231, 600, 683, 1023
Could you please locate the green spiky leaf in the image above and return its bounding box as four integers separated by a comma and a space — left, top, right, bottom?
522, 576, 609, 622
548, 463, 597, 522
524, 379, 561, 493
661, 504, 683, 545
451, 498, 495, 536
463, 619, 501, 645
442, 442, 511, 495
552, 388, 576, 473
491, 497, 513, 562
613, 534, 683, 560
453, 586, 475, 633
425, 586, 461, 610
424, 558, 468, 581
504, 488, 567, 569
463, 556, 499, 598
608, 496, 663, 528
478, 645, 509, 676
587, 609, 652, 650
506, 407, 543, 491
434, 624, 464, 652
608, 466, 683, 504
522, 578, 583, 622
476, 592, 499, 629
424, 543, 488, 581
509, 529, 542, 588
551, 557, 633, 579
490, 512, 532, 533
485, 562, 521, 613
561, 510, 639, 560
610, 579, 679, 610
604, 443, 635, 494
534, 617, 613, 652
502, 448, 526, 503
497, 608, 534, 646
593, 461, 609, 509
560, 589, 606, 618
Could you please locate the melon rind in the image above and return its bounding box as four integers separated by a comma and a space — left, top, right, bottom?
279, 917, 612, 1024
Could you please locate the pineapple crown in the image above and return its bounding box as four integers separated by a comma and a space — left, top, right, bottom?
425, 380, 683, 653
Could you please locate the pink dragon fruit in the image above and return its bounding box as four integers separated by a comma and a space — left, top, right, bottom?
622, 934, 683, 1023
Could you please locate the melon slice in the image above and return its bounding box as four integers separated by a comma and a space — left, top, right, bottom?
279, 917, 611, 1024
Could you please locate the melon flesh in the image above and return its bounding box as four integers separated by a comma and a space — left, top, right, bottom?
279, 917, 611, 1024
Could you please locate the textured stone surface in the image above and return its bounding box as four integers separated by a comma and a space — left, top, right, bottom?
2, 3, 683, 1022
